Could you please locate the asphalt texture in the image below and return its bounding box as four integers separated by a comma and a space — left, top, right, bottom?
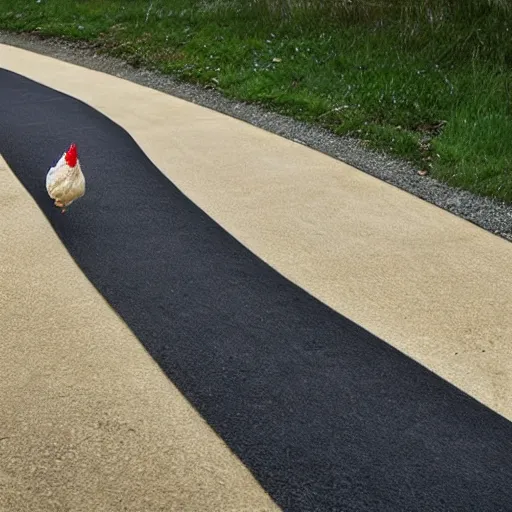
1, 69, 512, 512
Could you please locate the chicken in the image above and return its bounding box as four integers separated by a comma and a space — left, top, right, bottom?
46, 143, 85, 213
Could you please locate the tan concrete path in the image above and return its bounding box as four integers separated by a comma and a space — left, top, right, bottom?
4, 43, 510, 421
1, 44, 511, 508
1, 44, 511, 420
0, 155, 278, 511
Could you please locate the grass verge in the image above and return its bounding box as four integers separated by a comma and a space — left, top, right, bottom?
1, 0, 512, 203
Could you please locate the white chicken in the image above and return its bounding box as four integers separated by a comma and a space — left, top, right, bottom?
46, 143, 85, 213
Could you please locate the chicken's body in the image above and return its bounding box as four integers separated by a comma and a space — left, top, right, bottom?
46, 143, 85, 213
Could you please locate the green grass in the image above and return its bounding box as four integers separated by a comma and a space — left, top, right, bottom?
1, 0, 512, 202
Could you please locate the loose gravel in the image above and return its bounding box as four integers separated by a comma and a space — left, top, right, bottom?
1, 31, 511, 242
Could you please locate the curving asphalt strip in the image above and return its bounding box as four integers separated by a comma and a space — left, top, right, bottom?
0, 152, 279, 512
1, 69, 512, 511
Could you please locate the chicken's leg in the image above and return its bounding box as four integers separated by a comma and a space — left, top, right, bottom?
54, 199, 67, 213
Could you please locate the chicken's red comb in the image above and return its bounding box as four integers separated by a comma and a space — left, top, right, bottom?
65, 143, 78, 168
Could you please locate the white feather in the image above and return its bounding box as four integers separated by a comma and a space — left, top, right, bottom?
46, 152, 86, 209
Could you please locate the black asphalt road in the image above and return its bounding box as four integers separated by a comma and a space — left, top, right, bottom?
1, 69, 511, 512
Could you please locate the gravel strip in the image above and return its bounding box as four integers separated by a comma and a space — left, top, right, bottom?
1, 31, 511, 242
